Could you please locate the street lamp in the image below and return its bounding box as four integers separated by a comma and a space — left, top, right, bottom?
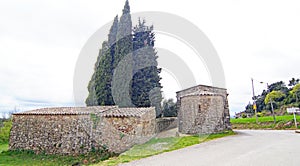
260, 81, 276, 123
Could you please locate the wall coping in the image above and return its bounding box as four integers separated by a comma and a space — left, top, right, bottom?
13, 106, 155, 118
176, 84, 227, 94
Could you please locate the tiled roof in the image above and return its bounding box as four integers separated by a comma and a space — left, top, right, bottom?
13, 106, 154, 117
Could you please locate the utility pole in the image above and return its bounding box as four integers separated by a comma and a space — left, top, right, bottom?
251, 78, 258, 124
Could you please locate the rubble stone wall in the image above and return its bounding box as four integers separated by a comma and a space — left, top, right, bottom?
9, 108, 156, 155
177, 85, 231, 134
9, 115, 93, 154
156, 117, 177, 133
96, 110, 156, 153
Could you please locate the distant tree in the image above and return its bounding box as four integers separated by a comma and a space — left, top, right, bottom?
244, 102, 254, 114
268, 81, 289, 95
245, 79, 300, 114
264, 90, 286, 109
288, 78, 300, 87
290, 84, 300, 102
161, 99, 177, 117
253, 89, 268, 112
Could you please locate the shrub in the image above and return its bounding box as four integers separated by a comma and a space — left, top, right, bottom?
242, 113, 247, 118
0, 119, 12, 144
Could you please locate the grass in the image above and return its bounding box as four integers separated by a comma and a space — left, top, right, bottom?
231, 115, 300, 129
0, 145, 114, 166
231, 115, 300, 124
0, 143, 8, 153
94, 130, 235, 166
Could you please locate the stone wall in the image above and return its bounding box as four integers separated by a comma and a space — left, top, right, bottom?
9, 107, 156, 155
97, 109, 156, 153
177, 85, 231, 134
156, 117, 177, 133
9, 114, 93, 154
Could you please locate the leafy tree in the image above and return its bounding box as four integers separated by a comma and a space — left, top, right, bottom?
267, 81, 289, 95
244, 79, 300, 115
290, 84, 300, 102
162, 99, 177, 117
264, 90, 286, 109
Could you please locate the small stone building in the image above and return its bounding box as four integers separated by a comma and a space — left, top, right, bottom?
9, 106, 156, 154
177, 85, 231, 134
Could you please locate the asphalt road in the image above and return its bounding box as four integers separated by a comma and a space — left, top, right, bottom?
120, 130, 300, 166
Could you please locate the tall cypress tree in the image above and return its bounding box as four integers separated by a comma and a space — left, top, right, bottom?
114, 0, 132, 68
87, 0, 163, 115
112, 0, 134, 107
131, 19, 163, 116
86, 15, 118, 106
86, 41, 107, 106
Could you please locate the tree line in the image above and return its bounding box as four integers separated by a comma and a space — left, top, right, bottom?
245, 78, 300, 114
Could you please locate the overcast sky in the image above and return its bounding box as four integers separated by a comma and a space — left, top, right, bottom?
1, 0, 300, 117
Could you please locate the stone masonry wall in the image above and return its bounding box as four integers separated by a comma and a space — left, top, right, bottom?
9, 107, 156, 155
9, 115, 93, 154
177, 85, 231, 134
95, 110, 156, 153
156, 117, 177, 133
179, 95, 226, 134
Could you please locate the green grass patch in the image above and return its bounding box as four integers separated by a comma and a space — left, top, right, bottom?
0, 119, 12, 144
94, 130, 235, 166
0, 144, 8, 153
0, 145, 115, 166
231, 115, 300, 129
231, 115, 300, 124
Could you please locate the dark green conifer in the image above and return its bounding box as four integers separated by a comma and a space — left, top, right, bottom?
86, 16, 119, 106
87, 1, 163, 115
112, 0, 134, 107
131, 19, 163, 116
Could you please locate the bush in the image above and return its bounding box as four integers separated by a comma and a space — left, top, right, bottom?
242, 113, 247, 118
257, 112, 263, 117
0, 119, 12, 144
